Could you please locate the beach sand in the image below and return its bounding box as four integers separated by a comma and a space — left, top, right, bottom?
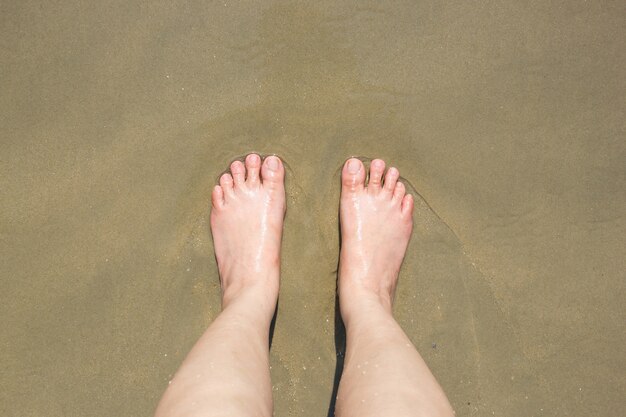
1, 1, 624, 416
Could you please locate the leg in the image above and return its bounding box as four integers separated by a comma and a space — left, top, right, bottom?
335, 158, 454, 417
154, 154, 286, 417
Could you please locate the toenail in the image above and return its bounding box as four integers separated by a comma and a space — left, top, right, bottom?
266, 156, 279, 171
347, 159, 361, 174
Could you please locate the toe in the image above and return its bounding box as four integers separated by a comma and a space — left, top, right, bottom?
219, 173, 235, 196
342, 158, 366, 193
367, 159, 385, 192
401, 194, 414, 216
383, 167, 399, 195
393, 182, 406, 201
230, 160, 246, 187
260, 155, 285, 189
211, 185, 225, 209
245, 153, 262, 187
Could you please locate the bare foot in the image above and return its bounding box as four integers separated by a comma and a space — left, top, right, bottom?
339, 158, 414, 318
210, 153, 285, 311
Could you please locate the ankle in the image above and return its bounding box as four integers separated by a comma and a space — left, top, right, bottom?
221, 280, 279, 318
339, 283, 394, 326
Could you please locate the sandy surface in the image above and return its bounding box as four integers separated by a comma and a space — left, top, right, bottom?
1, 1, 625, 416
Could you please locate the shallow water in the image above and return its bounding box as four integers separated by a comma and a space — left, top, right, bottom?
1, 1, 625, 416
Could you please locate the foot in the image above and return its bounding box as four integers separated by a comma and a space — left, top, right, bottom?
210, 153, 286, 311
338, 158, 414, 318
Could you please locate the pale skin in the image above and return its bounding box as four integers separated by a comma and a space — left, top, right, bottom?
154, 154, 454, 417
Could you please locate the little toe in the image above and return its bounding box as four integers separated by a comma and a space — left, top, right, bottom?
219, 173, 235, 196
245, 153, 262, 187
367, 159, 386, 192
230, 160, 246, 188
260, 155, 285, 189
383, 167, 399, 195
342, 158, 366, 193
401, 194, 414, 216
393, 181, 406, 202
211, 185, 225, 209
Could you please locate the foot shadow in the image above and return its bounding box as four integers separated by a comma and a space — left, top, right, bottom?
326, 291, 346, 416
269, 297, 279, 349
327, 176, 347, 417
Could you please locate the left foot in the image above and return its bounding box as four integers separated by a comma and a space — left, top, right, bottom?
338, 158, 414, 318
210, 154, 286, 310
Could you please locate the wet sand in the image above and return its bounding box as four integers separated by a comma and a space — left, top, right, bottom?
1, 1, 624, 416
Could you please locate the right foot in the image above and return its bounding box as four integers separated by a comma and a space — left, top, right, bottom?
210, 154, 286, 311
338, 158, 414, 317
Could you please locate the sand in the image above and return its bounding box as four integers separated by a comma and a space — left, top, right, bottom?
1, 1, 624, 416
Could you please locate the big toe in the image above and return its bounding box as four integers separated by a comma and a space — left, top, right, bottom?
261, 155, 285, 189
342, 158, 366, 193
